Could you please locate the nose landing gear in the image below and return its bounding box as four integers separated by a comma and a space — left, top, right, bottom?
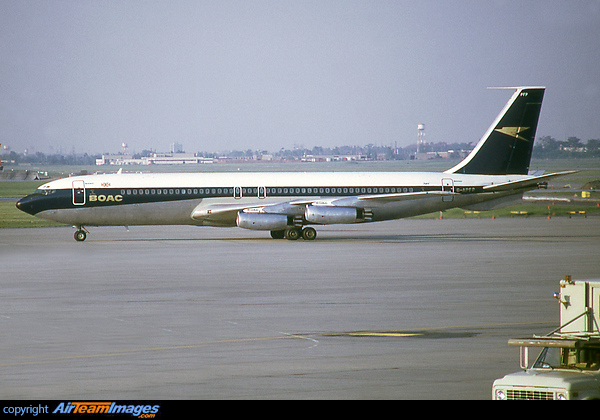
74, 226, 88, 242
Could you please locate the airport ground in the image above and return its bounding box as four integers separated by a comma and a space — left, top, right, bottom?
1, 217, 599, 399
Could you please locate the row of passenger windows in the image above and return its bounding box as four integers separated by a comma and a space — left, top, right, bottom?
118, 186, 418, 197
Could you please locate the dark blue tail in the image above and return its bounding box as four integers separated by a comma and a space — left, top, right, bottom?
446, 87, 545, 175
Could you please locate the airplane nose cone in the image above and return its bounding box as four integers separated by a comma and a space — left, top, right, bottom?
16, 196, 37, 215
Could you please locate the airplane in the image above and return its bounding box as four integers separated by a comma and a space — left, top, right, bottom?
16, 86, 573, 242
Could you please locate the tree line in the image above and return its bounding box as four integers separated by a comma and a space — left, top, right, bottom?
533, 136, 600, 158
2, 136, 599, 166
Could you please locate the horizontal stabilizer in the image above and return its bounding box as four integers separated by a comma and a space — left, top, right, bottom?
482, 171, 576, 193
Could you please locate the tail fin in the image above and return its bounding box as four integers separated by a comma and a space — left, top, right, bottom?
445, 87, 545, 175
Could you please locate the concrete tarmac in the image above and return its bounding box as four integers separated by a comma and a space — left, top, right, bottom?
1, 217, 599, 399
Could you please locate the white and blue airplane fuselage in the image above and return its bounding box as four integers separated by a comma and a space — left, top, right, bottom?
16, 87, 572, 241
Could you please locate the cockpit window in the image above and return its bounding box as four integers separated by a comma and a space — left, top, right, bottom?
35, 189, 56, 196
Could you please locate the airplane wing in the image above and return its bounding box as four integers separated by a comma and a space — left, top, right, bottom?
191, 190, 454, 226
191, 202, 264, 224
357, 190, 452, 203
303, 190, 454, 207
190, 170, 572, 226
191, 200, 307, 225
482, 171, 576, 193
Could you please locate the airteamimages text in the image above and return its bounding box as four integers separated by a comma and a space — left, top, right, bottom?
52, 402, 160, 417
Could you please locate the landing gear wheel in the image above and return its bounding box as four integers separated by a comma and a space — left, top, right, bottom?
270, 230, 285, 239
285, 227, 301, 240
302, 227, 317, 240
74, 229, 87, 242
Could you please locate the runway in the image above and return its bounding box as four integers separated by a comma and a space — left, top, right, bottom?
1, 217, 599, 399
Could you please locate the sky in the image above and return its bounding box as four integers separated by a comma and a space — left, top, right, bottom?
1, 0, 599, 155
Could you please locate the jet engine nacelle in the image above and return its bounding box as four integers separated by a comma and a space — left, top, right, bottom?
236, 211, 289, 231
305, 206, 358, 224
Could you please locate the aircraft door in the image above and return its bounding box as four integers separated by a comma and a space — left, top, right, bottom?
233, 186, 242, 199
72, 180, 86, 205
442, 178, 454, 202
258, 186, 267, 199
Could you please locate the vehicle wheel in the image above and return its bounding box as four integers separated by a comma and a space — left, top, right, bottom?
74, 230, 87, 242
302, 227, 317, 240
270, 230, 285, 239
285, 227, 301, 240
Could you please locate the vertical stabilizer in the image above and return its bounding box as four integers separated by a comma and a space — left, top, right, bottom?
446, 87, 545, 175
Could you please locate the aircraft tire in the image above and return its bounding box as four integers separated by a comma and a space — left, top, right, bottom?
285, 227, 301, 240
302, 227, 317, 240
74, 230, 87, 242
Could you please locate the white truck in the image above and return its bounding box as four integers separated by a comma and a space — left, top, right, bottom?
492, 276, 600, 400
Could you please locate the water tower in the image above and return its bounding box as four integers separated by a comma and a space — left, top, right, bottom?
417, 124, 425, 154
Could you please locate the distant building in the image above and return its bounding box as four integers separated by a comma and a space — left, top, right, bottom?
96, 153, 214, 166
301, 154, 367, 162
145, 153, 214, 165
96, 154, 139, 165
170, 143, 183, 153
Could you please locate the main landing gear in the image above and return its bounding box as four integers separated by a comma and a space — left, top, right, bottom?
74, 226, 88, 242
270, 226, 317, 241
